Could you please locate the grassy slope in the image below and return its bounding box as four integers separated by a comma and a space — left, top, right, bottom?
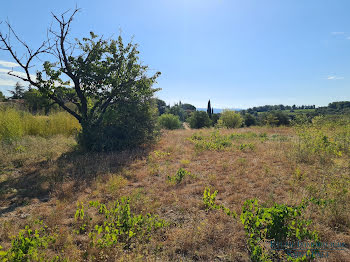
0, 127, 349, 261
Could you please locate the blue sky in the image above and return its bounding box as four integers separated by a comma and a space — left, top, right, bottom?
0, 0, 349, 109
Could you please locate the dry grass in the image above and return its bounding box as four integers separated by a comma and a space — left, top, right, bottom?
0, 126, 349, 261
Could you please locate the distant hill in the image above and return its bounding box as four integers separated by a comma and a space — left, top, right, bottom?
197, 108, 242, 113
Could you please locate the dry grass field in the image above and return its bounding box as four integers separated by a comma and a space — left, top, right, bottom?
0, 125, 349, 261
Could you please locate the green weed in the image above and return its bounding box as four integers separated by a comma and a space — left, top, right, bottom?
0, 220, 58, 261
74, 197, 167, 250
203, 187, 237, 218
167, 168, 195, 184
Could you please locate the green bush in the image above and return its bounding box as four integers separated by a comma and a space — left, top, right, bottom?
217, 110, 243, 128
241, 199, 318, 261
158, 113, 182, 130
188, 111, 211, 129
78, 98, 159, 151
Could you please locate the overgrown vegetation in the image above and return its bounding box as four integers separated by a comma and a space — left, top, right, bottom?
0, 107, 80, 141
0, 105, 349, 261
241, 199, 318, 261
74, 198, 167, 251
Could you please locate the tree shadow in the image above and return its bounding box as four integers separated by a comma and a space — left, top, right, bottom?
0, 146, 153, 216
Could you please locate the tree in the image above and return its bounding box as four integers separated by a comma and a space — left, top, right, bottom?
181, 103, 196, 111
166, 104, 186, 121
217, 110, 243, 128
0, 91, 5, 101
188, 111, 211, 129
155, 98, 168, 115
244, 113, 256, 127
207, 100, 212, 119
211, 113, 220, 126
0, 9, 161, 151
22, 87, 58, 114
9, 82, 25, 99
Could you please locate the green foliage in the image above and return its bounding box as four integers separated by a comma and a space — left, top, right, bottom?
244, 113, 257, 127
316, 101, 350, 115
238, 143, 255, 151
158, 113, 182, 130
0, 90, 6, 101
203, 187, 237, 218
189, 131, 265, 152
0, 221, 58, 261
0, 108, 81, 141
9, 82, 25, 99
188, 111, 211, 129
211, 113, 220, 126
23, 87, 58, 114
166, 105, 187, 122
74, 197, 167, 249
217, 110, 243, 128
81, 96, 159, 151
262, 111, 290, 126
155, 98, 168, 115
167, 168, 195, 184
189, 131, 232, 151
240, 199, 318, 261
293, 116, 349, 164
207, 100, 212, 119
11, 15, 161, 151
181, 103, 196, 111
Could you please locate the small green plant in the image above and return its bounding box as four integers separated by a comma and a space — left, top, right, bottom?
153, 150, 171, 159
74, 197, 167, 250
167, 168, 195, 184
238, 143, 255, 151
203, 187, 237, 218
240, 199, 319, 261
0, 220, 58, 261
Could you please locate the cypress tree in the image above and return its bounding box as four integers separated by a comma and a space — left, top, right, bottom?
207, 100, 212, 119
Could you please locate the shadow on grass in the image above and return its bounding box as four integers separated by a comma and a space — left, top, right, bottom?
0, 145, 153, 216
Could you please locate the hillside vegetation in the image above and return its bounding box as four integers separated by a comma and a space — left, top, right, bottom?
0, 115, 349, 261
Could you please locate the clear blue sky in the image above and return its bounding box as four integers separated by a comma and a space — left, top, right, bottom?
1, 0, 349, 109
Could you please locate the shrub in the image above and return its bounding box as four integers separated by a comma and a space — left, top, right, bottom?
240, 199, 318, 261
188, 111, 211, 129
217, 110, 243, 128
78, 99, 159, 151
158, 113, 182, 130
